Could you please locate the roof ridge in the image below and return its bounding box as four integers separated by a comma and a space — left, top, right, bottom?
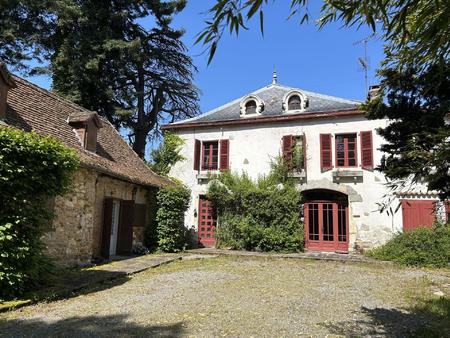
12, 76, 98, 115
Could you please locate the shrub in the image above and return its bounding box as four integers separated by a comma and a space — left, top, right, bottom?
366, 226, 450, 267
0, 128, 79, 300
143, 188, 159, 251
208, 167, 304, 252
156, 185, 191, 252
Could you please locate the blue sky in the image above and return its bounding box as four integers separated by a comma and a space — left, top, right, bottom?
22, 1, 385, 115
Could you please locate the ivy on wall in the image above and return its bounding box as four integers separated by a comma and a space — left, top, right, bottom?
0, 127, 79, 300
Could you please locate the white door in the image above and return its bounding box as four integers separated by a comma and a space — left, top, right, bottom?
109, 200, 120, 256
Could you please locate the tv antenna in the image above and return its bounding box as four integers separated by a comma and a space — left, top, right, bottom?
353, 34, 376, 95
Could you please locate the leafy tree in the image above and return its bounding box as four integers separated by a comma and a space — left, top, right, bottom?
0, 0, 199, 158
364, 62, 450, 200
197, 0, 449, 68
149, 132, 185, 176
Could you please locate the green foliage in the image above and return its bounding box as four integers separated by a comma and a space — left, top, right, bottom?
364, 62, 450, 200
366, 226, 450, 268
207, 166, 304, 252
149, 133, 185, 176
143, 188, 159, 252
0, 127, 79, 300
156, 185, 191, 252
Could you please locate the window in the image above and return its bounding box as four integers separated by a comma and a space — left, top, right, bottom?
288, 95, 301, 110
202, 141, 219, 170
335, 133, 357, 167
282, 134, 306, 171
245, 100, 257, 115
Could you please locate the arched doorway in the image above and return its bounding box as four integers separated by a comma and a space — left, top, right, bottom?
303, 189, 349, 252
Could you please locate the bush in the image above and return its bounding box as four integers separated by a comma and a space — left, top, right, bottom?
366, 226, 450, 267
0, 128, 79, 300
208, 168, 304, 252
156, 185, 191, 252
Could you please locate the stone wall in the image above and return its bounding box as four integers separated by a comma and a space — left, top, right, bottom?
43, 167, 153, 267
42, 168, 97, 266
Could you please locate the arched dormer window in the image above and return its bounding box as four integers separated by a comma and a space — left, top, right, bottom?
245, 100, 257, 114
288, 95, 301, 110
240, 95, 264, 116
283, 90, 308, 112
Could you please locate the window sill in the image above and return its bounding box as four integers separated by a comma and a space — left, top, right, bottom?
332, 169, 363, 183
196, 170, 219, 181
288, 169, 307, 179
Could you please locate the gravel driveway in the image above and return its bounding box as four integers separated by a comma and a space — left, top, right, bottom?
1, 256, 449, 337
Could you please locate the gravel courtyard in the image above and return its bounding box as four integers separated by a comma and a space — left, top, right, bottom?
1, 255, 449, 337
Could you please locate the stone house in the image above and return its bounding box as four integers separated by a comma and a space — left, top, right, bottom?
163, 74, 449, 252
0, 64, 172, 266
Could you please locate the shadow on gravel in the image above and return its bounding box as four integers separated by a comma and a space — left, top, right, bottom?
0, 314, 185, 337
323, 297, 450, 337
30, 269, 131, 302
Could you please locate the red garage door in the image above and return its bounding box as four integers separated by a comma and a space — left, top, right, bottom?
401, 200, 436, 231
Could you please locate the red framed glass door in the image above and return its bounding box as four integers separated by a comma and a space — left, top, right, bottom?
304, 201, 349, 252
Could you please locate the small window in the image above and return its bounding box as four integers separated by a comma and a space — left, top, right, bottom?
288, 95, 302, 110
245, 100, 257, 115
202, 141, 219, 170
335, 133, 357, 167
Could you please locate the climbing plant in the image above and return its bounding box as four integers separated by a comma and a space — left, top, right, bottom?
0, 127, 79, 299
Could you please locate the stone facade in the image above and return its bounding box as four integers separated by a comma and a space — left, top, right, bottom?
43, 167, 153, 267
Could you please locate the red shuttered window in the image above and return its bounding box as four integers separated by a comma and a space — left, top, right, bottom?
402, 200, 436, 231
335, 133, 357, 168
282, 135, 294, 167
360, 131, 374, 169
320, 134, 333, 172
282, 134, 306, 171
202, 141, 219, 170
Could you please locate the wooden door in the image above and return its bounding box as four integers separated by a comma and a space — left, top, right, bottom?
304, 201, 349, 252
401, 200, 436, 231
117, 200, 135, 254
101, 198, 114, 258
198, 196, 216, 247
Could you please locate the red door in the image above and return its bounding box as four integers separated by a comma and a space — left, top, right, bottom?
401, 200, 436, 231
304, 201, 349, 252
198, 196, 216, 247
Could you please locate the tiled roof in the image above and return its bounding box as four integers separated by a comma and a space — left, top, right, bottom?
169, 83, 361, 125
4, 76, 172, 188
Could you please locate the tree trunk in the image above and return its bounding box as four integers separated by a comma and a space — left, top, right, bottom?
133, 65, 147, 159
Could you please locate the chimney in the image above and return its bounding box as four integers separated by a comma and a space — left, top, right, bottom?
0, 63, 17, 121
68, 112, 102, 152
367, 84, 381, 101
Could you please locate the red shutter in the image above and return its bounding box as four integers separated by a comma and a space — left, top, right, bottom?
360, 131, 374, 170
101, 198, 114, 259
402, 200, 436, 231
282, 135, 294, 168
219, 139, 230, 171
117, 200, 135, 254
302, 132, 307, 171
194, 139, 200, 170
320, 134, 333, 172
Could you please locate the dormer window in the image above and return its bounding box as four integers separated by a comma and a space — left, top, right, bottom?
240, 95, 264, 117
245, 100, 257, 115
283, 90, 308, 112
288, 95, 301, 110
68, 111, 102, 152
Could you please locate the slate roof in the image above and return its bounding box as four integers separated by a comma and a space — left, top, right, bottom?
169, 82, 361, 125
4, 76, 172, 188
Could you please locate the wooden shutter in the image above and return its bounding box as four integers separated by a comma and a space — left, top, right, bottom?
193, 139, 200, 170
117, 200, 135, 254
101, 198, 114, 259
282, 135, 294, 168
360, 131, 374, 170
302, 132, 307, 171
320, 134, 333, 172
402, 200, 436, 231
219, 139, 230, 171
